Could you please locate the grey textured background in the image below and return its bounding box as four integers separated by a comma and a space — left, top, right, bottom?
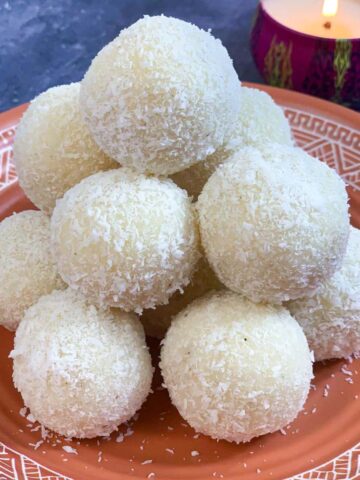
0, 0, 262, 112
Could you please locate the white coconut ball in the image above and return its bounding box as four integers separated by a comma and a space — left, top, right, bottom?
13, 83, 117, 214
140, 256, 222, 338
80, 15, 241, 175
170, 86, 293, 199
235, 86, 293, 147
161, 291, 313, 443
197, 144, 349, 304
0, 211, 65, 331
51, 169, 200, 312
287, 226, 360, 361
11, 288, 153, 438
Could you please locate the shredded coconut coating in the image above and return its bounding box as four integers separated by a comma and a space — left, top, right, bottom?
51, 169, 200, 312
0, 211, 65, 331
287, 226, 360, 361
13, 83, 117, 214
170, 86, 293, 199
160, 291, 313, 443
140, 256, 222, 338
80, 15, 241, 175
11, 288, 153, 438
197, 144, 349, 304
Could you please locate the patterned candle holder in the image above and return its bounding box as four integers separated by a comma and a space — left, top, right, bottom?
251, 1, 360, 110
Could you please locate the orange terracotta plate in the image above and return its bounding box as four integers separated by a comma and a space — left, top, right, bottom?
0, 83, 359, 480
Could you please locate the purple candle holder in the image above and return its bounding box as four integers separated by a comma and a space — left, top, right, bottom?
250, 1, 360, 110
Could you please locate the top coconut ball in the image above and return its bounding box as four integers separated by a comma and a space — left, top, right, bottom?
80, 15, 241, 175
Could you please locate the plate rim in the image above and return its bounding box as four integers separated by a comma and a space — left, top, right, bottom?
0, 83, 359, 480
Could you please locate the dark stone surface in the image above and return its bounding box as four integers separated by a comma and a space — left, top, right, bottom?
0, 0, 262, 112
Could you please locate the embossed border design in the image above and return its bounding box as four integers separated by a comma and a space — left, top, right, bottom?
0, 442, 71, 480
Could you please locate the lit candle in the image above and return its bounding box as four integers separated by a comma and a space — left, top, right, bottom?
250, 0, 360, 108
262, 0, 360, 39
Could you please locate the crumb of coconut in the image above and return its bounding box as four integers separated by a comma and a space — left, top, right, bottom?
116, 433, 124, 443
166, 448, 175, 455
31, 425, 41, 432
168, 426, 174, 431
323, 385, 330, 397
142, 460, 153, 465
243, 463, 247, 468
193, 433, 200, 439
27, 413, 35, 423
280, 429, 287, 435
41, 425, 49, 439
62, 446, 78, 455
19, 407, 27, 417
63, 458, 68, 462
331, 374, 336, 378
355, 395, 359, 399
257, 469, 261, 474
310, 384, 317, 391
345, 377, 354, 384
341, 366, 353, 376
98, 451, 103, 463
125, 427, 134, 437
29, 440, 43, 450
147, 474, 156, 479
191, 450, 200, 457
19, 429, 24, 433
140, 445, 144, 451
312, 407, 317, 414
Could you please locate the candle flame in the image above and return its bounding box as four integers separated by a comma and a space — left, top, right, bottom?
322, 0, 338, 17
